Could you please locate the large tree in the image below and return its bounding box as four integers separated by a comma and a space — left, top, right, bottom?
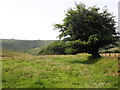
54, 3, 118, 58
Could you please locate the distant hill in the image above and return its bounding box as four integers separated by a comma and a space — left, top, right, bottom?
1, 39, 56, 53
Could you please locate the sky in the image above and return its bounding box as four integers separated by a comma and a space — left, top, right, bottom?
0, 0, 119, 40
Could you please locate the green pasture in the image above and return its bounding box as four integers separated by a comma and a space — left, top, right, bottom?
2, 53, 118, 88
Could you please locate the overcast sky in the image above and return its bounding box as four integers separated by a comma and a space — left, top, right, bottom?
0, 0, 119, 40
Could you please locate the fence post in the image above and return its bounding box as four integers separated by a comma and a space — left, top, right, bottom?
102, 53, 104, 57
109, 53, 110, 57
115, 53, 116, 58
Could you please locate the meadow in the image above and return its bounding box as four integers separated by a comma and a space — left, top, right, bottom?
2, 52, 118, 88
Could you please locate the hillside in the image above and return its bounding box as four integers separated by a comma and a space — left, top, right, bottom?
26, 47, 41, 55
0, 49, 32, 58
1, 39, 56, 52
2, 53, 118, 88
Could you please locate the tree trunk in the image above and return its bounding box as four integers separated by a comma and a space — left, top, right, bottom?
90, 48, 101, 58
91, 52, 101, 58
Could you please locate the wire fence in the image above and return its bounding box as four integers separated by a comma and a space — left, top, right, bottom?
100, 53, 120, 59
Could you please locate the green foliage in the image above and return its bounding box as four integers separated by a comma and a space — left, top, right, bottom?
101, 42, 120, 50
39, 41, 66, 55
65, 48, 76, 55
54, 3, 118, 57
100, 48, 120, 53
65, 40, 87, 54
2, 54, 118, 88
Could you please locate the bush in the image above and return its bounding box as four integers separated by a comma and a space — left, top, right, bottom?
39, 41, 66, 55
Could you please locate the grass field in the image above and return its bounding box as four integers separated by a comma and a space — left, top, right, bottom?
2, 52, 118, 88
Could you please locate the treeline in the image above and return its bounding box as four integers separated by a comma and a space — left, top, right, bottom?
39, 41, 120, 55
39, 40, 77, 55
39, 41, 66, 55
100, 42, 120, 53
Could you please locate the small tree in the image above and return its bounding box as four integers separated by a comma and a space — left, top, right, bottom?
54, 3, 118, 58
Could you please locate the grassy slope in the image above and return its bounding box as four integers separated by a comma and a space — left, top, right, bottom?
0, 49, 32, 58
2, 39, 56, 52
26, 47, 41, 55
2, 53, 118, 88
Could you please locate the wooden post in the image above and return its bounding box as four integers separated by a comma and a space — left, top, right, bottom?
115, 53, 116, 58
109, 53, 110, 57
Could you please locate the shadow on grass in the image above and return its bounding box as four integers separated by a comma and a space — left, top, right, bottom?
69, 57, 102, 64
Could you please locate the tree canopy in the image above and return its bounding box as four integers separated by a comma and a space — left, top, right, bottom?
54, 3, 118, 57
